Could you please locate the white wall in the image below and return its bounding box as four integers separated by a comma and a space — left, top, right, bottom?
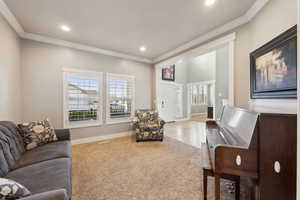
215, 45, 229, 119
0, 14, 22, 121
21, 39, 153, 140
187, 51, 216, 83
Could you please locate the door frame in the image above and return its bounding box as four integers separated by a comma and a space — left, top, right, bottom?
154, 32, 236, 114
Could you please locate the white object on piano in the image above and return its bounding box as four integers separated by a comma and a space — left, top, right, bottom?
274, 161, 281, 173
236, 155, 242, 166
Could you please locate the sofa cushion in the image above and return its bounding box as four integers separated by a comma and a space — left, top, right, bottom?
0, 125, 23, 163
0, 138, 17, 171
18, 119, 58, 150
20, 189, 68, 200
0, 121, 25, 154
14, 141, 71, 169
5, 158, 71, 198
0, 145, 9, 177
0, 121, 26, 177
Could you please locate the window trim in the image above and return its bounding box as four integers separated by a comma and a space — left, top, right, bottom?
62, 68, 103, 129
105, 73, 135, 125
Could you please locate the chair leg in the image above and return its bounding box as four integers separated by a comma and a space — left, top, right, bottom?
235, 177, 240, 200
203, 170, 208, 200
215, 174, 220, 200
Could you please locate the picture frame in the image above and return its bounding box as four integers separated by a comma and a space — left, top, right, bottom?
250, 25, 297, 99
162, 64, 175, 81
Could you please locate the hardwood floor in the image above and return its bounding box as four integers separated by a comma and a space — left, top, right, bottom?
190, 114, 207, 122
164, 120, 206, 148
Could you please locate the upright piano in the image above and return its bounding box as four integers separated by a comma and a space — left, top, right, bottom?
202, 106, 297, 200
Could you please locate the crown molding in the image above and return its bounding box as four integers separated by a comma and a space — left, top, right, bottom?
0, 0, 269, 64
153, 0, 270, 63
245, 0, 270, 21
22, 32, 153, 63
0, 0, 24, 35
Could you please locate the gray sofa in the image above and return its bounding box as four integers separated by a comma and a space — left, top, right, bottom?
0, 121, 72, 200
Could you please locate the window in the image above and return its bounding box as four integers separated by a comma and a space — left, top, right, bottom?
106, 73, 135, 124
63, 69, 103, 128
191, 84, 208, 105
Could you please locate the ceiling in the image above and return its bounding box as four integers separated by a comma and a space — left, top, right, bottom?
4, 0, 256, 60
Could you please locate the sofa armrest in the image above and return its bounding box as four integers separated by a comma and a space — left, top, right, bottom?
20, 189, 68, 200
55, 129, 70, 141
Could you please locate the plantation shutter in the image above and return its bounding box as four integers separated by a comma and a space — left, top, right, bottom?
106, 73, 135, 123
63, 69, 102, 128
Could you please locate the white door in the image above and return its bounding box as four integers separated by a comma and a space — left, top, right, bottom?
159, 83, 179, 122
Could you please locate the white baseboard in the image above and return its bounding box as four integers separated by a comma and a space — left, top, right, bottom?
71, 131, 133, 145
191, 112, 207, 117
175, 117, 190, 122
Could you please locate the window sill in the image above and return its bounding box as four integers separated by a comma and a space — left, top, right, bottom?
106, 118, 133, 125
64, 121, 102, 129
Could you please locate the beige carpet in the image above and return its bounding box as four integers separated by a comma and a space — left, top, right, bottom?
72, 136, 250, 200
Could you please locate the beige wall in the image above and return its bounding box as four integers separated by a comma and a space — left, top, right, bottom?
21, 40, 153, 140
0, 14, 22, 121
234, 0, 297, 113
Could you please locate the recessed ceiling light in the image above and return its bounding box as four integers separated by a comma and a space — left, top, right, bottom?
139, 46, 147, 52
204, 0, 216, 7
60, 25, 71, 32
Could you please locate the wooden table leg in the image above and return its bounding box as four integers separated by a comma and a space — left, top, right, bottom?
215, 174, 220, 200
235, 177, 240, 200
203, 169, 208, 200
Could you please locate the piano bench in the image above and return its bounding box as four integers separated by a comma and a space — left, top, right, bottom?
201, 144, 240, 200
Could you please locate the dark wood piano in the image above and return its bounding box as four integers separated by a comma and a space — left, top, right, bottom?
202, 106, 297, 200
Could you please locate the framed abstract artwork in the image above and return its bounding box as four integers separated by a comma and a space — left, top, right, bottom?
162, 64, 175, 81
250, 25, 297, 99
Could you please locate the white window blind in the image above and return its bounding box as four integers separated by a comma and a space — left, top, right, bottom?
63, 69, 102, 128
106, 73, 135, 123
191, 84, 208, 105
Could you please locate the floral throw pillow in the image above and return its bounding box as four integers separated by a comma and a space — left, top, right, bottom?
18, 119, 58, 150
0, 178, 31, 199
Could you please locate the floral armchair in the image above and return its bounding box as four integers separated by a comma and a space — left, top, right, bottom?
133, 109, 165, 142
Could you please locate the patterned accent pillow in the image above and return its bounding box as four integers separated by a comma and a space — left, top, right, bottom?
0, 178, 31, 199
18, 119, 58, 150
